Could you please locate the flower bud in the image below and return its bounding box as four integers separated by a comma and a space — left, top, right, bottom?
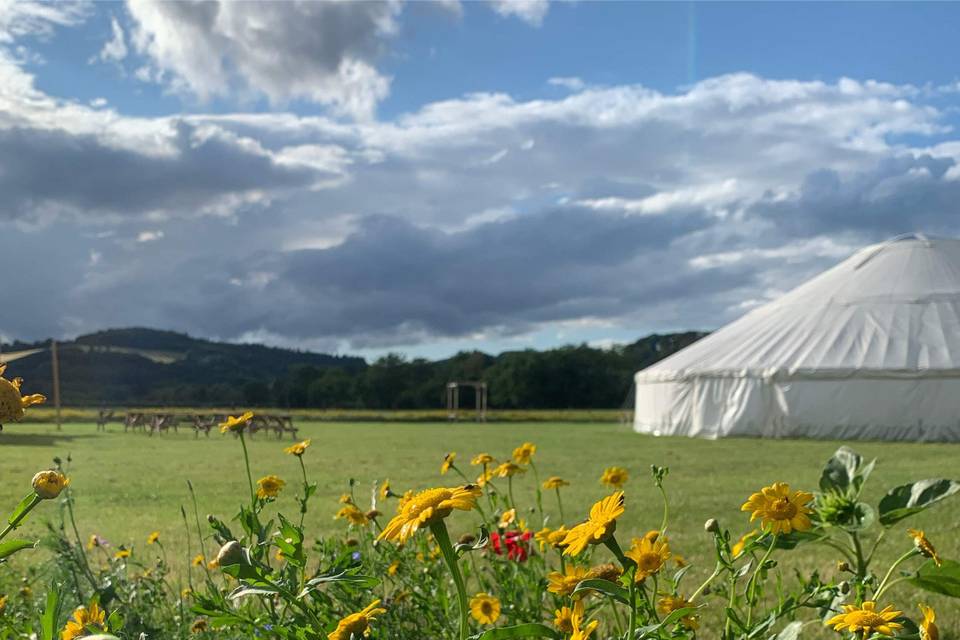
32, 470, 69, 499
837, 560, 851, 573
345, 538, 359, 547
458, 534, 476, 546
704, 518, 720, 534
215, 541, 245, 567
207, 514, 217, 523
839, 581, 850, 594
365, 509, 382, 520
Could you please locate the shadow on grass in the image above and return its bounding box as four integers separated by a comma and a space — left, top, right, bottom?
0, 431, 95, 447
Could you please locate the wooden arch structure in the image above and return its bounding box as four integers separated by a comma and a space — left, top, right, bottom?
445, 381, 488, 422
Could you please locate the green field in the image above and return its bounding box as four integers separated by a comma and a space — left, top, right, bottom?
2, 420, 958, 633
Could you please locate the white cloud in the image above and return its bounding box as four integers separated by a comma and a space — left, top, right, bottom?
136, 230, 164, 242
548, 76, 584, 91
93, 15, 127, 64
126, 0, 399, 120
0, 0, 88, 43
488, 0, 550, 26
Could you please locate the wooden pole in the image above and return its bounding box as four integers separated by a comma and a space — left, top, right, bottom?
51, 340, 62, 431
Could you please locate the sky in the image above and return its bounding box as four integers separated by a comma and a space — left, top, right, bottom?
3, 1, 960, 360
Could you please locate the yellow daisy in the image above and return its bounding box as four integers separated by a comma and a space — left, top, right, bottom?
147, 531, 160, 545
190, 618, 208, 633
470, 593, 501, 625
554, 606, 575, 634
535, 525, 569, 551
657, 594, 699, 630
327, 600, 386, 640
586, 563, 622, 583
543, 476, 569, 490
335, 504, 370, 527
114, 548, 131, 560
493, 462, 525, 478
387, 560, 400, 576
512, 442, 536, 464
87, 534, 101, 550
498, 508, 516, 529
908, 529, 942, 566
919, 604, 938, 640
378, 485, 482, 544
284, 439, 310, 456
546, 565, 589, 597
440, 452, 457, 475
476, 469, 494, 487
826, 601, 903, 636
625, 534, 671, 581
740, 482, 813, 534
569, 600, 599, 640
732, 530, 759, 558
471, 453, 495, 466
32, 470, 69, 499
0, 364, 45, 424
561, 491, 625, 556
600, 466, 629, 488
0, 595, 7, 616
218, 411, 253, 434
256, 475, 285, 499
61, 602, 106, 640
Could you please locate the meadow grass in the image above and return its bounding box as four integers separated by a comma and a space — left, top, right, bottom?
2, 420, 958, 634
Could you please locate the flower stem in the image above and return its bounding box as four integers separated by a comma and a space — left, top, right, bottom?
238, 431, 256, 507
431, 521, 469, 640
874, 548, 919, 600
555, 487, 565, 523
745, 533, 777, 626
297, 456, 309, 529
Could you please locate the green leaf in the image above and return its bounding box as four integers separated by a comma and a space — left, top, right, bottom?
228, 585, 280, 600
467, 623, 560, 639
775, 621, 804, 640
105, 610, 124, 633
7, 493, 36, 527
571, 578, 629, 604
819, 447, 873, 496
878, 479, 960, 526
774, 530, 825, 550
909, 559, 960, 598
843, 502, 875, 532
0, 538, 36, 560
40, 588, 60, 640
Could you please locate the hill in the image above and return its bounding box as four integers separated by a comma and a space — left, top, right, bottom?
1, 328, 706, 409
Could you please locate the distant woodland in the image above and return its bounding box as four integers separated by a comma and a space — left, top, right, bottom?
3, 328, 706, 409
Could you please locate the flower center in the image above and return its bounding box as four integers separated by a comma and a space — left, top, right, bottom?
481, 602, 493, 615
405, 488, 450, 517
848, 612, 885, 627
638, 552, 663, 571
769, 497, 797, 520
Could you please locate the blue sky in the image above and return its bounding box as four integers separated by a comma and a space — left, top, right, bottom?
3, 1, 960, 361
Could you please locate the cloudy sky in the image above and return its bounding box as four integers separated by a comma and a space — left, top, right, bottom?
3, 1, 960, 359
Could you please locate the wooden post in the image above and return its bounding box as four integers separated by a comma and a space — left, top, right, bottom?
51, 340, 62, 431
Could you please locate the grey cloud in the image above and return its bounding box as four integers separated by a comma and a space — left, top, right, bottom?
752, 155, 960, 239
0, 122, 320, 219
59, 207, 752, 349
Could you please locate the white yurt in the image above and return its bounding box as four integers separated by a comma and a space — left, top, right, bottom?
634, 233, 960, 441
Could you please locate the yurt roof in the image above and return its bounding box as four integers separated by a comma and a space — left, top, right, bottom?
638, 233, 960, 382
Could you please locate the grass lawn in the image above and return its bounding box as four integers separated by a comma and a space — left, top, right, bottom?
2, 420, 958, 634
